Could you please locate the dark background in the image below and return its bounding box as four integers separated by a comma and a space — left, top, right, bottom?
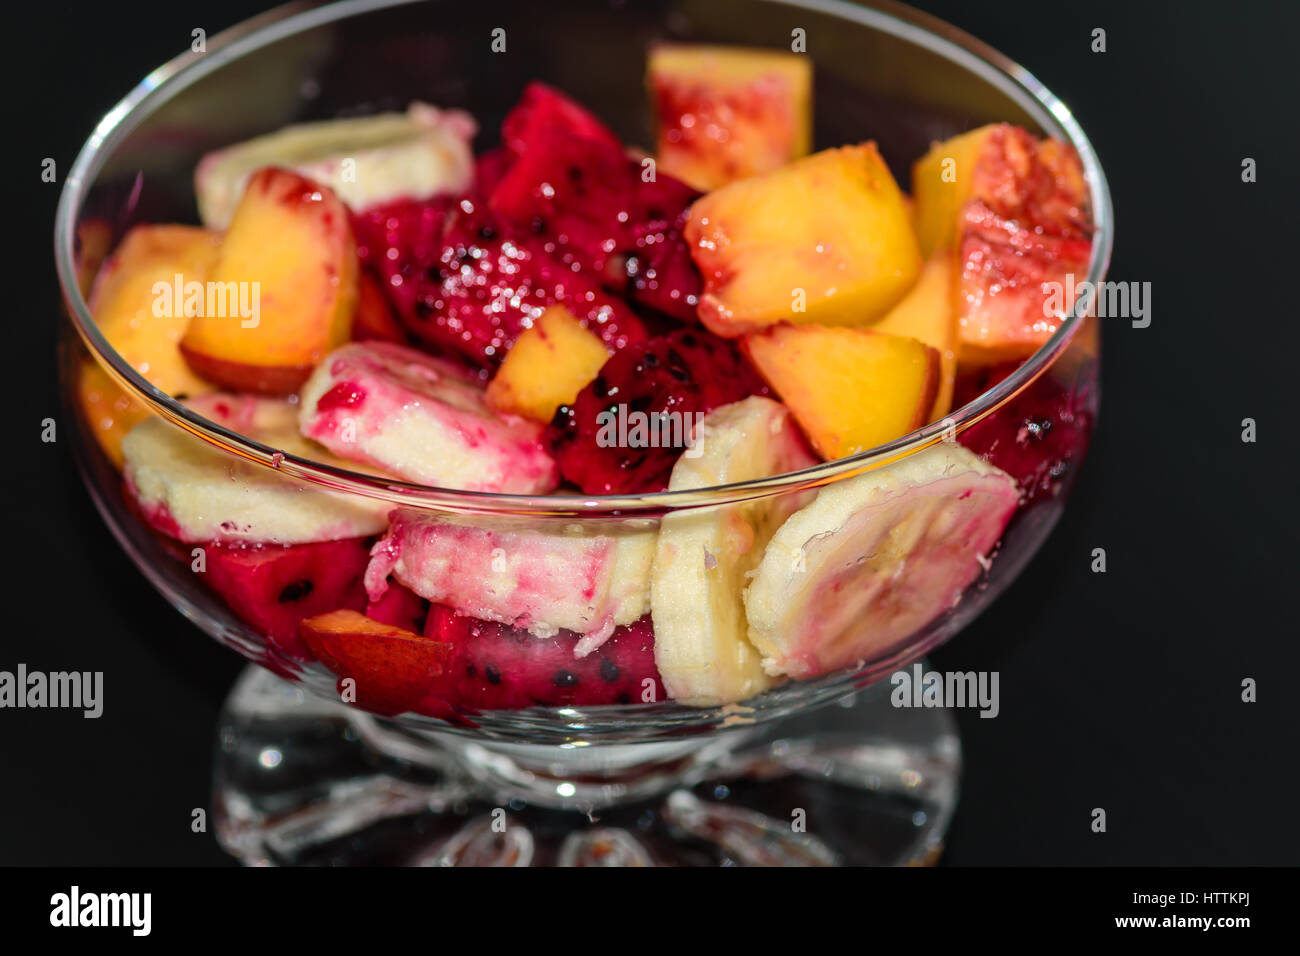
6, 0, 1297, 866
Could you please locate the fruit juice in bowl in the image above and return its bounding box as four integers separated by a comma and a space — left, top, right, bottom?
56, 0, 1109, 865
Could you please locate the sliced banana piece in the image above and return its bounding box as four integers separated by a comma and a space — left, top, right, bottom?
365, 508, 658, 654
651, 397, 817, 706
195, 103, 476, 229
744, 443, 1019, 679
122, 394, 392, 545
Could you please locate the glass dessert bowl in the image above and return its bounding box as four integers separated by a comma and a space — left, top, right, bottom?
56, 0, 1110, 866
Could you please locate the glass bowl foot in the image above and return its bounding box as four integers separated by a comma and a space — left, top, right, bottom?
213, 666, 960, 866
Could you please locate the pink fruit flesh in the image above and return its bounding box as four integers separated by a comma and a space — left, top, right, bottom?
200, 537, 373, 659
489, 82, 704, 316
547, 329, 770, 494
351, 195, 646, 368
956, 363, 1095, 501
424, 606, 664, 710
365, 579, 430, 634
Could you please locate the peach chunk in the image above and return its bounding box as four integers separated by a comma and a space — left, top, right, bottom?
686, 144, 921, 337
647, 44, 811, 191
872, 254, 958, 422
911, 124, 1092, 362
75, 360, 152, 468
485, 306, 611, 423
741, 324, 938, 461
78, 223, 223, 465
298, 610, 451, 716
180, 167, 359, 394
89, 224, 222, 399
912, 125, 999, 259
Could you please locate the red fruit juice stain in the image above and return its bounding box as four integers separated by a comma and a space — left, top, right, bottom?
316, 381, 367, 412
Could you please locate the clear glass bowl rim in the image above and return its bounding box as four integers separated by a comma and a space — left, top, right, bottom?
53, 0, 1113, 518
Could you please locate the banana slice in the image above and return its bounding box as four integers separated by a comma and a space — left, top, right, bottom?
744, 443, 1019, 679
298, 341, 558, 493
365, 508, 658, 655
121, 394, 393, 545
194, 103, 476, 229
650, 397, 817, 705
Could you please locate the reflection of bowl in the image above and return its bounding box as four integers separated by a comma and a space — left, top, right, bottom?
56, 0, 1110, 865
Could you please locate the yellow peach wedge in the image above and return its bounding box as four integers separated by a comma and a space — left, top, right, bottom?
485, 306, 612, 423
740, 323, 938, 461
871, 253, 958, 422
180, 167, 359, 394
89, 223, 222, 398
686, 144, 921, 337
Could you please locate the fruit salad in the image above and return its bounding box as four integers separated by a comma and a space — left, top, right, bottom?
75, 45, 1095, 718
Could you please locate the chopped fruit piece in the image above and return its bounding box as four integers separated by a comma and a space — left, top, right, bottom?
956, 362, 1095, 501
76, 360, 151, 467
910, 124, 1092, 361
122, 393, 391, 544
351, 273, 406, 343
872, 254, 958, 421
491, 82, 625, 263
745, 444, 1018, 678
487, 82, 704, 316
625, 209, 703, 322
195, 103, 476, 229
686, 144, 921, 335
365, 579, 430, 635
202, 537, 373, 659
298, 341, 559, 493
426, 607, 664, 710
352, 195, 645, 368
912, 124, 1090, 256
298, 609, 451, 716
651, 397, 817, 705
648, 44, 812, 190
956, 208, 1092, 362
741, 323, 939, 460
547, 329, 769, 494
500, 82, 625, 157
485, 305, 611, 423
912, 125, 999, 258
366, 510, 656, 655
88, 223, 222, 399
490, 121, 631, 275
180, 168, 359, 394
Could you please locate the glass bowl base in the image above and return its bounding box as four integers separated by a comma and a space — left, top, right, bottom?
213, 666, 960, 866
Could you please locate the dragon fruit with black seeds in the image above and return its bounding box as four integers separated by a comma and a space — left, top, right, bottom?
200, 537, 373, 659
352, 195, 645, 367
488, 82, 705, 319
424, 605, 665, 710
956, 363, 1095, 501
547, 328, 770, 494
